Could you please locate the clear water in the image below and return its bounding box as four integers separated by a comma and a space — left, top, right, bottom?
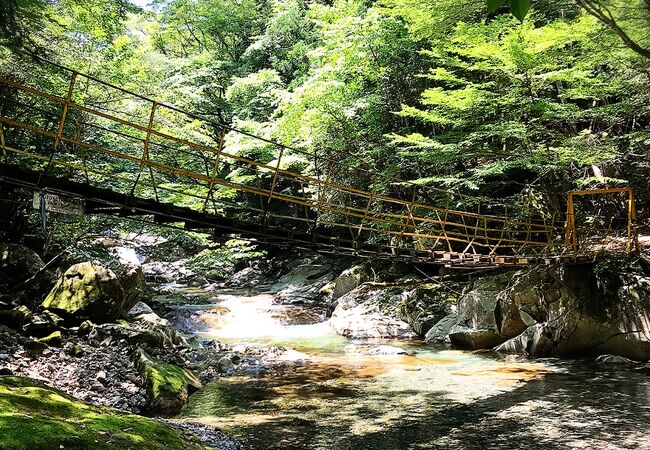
169, 290, 650, 450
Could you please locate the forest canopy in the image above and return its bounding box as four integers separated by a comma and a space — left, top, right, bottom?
1, 0, 648, 218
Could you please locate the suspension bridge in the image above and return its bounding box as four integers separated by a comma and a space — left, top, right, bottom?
0, 60, 640, 267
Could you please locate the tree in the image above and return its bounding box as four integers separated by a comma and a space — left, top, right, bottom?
488, 0, 650, 60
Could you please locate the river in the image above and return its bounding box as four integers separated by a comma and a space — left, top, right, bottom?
167, 288, 650, 450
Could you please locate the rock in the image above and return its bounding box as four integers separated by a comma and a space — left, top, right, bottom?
133, 312, 171, 328
24, 339, 47, 355
23, 310, 64, 337
489, 263, 650, 361
0, 376, 210, 449
425, 314, 457, 343
162, 420, 241, 450
217, 356, 235, 374
449, 325, 507, 349
495, 324, 551, 355
0, 367, 12, 375
0, 243, 44, 290
118, 265, 146, 311
42, 262, 125, 323
132, 348, 202, 416
0, 308, 28, 330
330, 284, 416, 339
96, 370, 107, 383
397, 283, 459, 336
127, 301, 155, 317
269, 260, 335, 305
229, 266, 266, 287
449, 273, 513, 349
596, 354, 635, 365
89, 323, 170, 348
64, 343, 85, 357
332, 265, 369, 300
37, 331, 62, 347
78, 320, 95, 336
365, 345, 410, 356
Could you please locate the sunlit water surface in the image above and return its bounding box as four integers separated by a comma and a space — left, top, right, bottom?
167, 289, 650, 450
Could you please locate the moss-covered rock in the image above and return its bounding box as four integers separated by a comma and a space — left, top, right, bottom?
78, 319, 95, 336
42, 262, 125, 323
0, 375, 206, 450
37, 330, 62, 347
132, 349, 202, 416
23, 310, 64, 338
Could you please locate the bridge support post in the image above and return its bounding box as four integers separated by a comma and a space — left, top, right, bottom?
564, 192, 577, 255
627, 188, 638, 254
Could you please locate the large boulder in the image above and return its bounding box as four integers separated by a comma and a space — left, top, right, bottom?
397, 282, 459, 336
330, 284, 416, 339
448, 272, 515, 349
269, 260, 335, 305
42, 262, 125, 323
332, 265, 369, 300
493, 262, 650, 361
425, 314, 457, 343
132, 348, 202, 416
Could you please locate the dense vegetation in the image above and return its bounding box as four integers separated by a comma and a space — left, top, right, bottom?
1, 0, 648, 230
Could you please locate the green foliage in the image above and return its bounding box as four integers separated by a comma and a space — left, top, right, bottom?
227, 69, 285, 121
2, 0, 649, 232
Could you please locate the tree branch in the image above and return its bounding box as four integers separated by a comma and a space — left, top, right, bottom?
576, 0, 650, 60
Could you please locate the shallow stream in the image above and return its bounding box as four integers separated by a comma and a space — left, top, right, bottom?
168, 289, 650, 450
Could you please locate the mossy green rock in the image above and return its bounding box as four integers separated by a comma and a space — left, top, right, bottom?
0, 376, 206, 449
24, 310, 64, 337
37, 330, 62, 347
78, 319, 95, 336
42, 262, 125, 323
132, 349, 202, 416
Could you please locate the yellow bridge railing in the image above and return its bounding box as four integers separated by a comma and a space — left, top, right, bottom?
0, 60, 639, 264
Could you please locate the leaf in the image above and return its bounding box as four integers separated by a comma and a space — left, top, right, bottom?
486, 0, 506, 13
509, 0, 531, 21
